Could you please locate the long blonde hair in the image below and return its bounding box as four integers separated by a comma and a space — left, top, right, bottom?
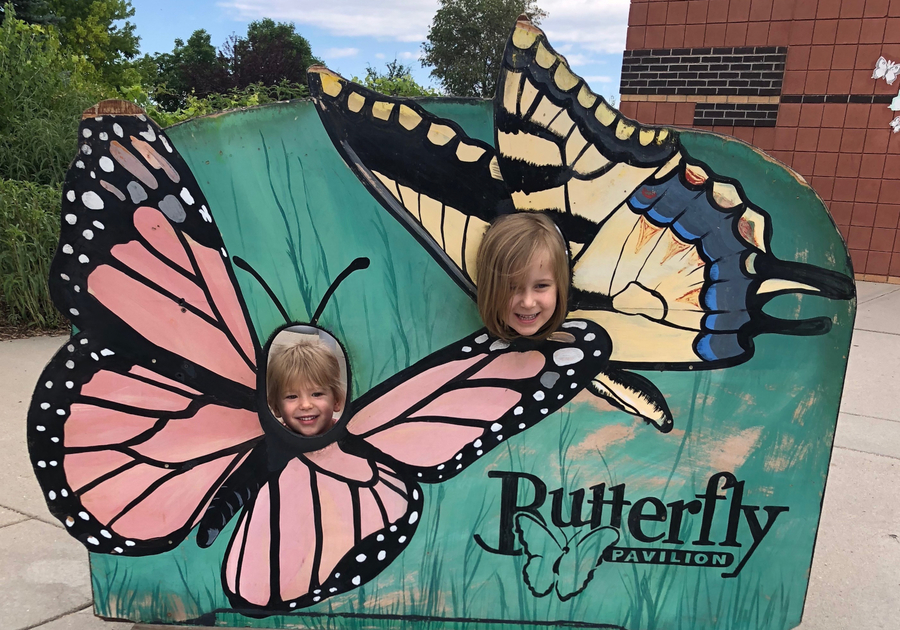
475, 213, 569, 340
266, 340, 345, 413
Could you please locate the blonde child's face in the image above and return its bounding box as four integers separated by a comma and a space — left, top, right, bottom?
275, 381, 342, 437
506, 249, 557, 337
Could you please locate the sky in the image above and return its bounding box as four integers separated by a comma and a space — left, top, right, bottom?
128, 0, 629, 99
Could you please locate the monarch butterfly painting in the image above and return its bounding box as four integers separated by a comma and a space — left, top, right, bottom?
28, 17, 854, 630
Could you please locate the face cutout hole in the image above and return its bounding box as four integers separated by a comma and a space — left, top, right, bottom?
265, 325, 348, 439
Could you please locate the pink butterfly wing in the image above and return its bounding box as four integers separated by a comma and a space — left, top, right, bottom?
346, 322, 611, 482
29, 334, 263, 554
223, 444, 421, 611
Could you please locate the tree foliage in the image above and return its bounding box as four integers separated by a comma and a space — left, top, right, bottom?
0, 0, 57, 25
224, 18, 319, 90
421, 0, 545, 98
356, 59, 438, 97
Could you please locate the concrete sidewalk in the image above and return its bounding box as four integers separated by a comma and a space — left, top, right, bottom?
0, 282, 897, 630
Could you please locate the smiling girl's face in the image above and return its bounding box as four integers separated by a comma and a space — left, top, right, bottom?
505, 249, 557, 337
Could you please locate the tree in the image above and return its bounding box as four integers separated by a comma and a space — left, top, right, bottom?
0, 0, 57, 25
421, 0, 546, 98
224, 18, 319, 90
358, 59, 439, 97
48, 0, 140, 88
152, 29, 230, 110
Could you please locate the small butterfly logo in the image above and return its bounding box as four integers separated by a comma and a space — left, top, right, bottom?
873, 55, 900, 84
513, 513, 620, 601
890, 116, 900, 134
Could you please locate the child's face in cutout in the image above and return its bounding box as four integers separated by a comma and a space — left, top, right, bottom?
275, 381, 342, 437
506, 249, 557, 337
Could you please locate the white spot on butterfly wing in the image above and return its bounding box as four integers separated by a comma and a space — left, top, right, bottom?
140, 125, 156, 142
462, 346, 472, 353
161, 136, 173, 152
180, 188, 195, 205
99, 156, 114, 172
356, 554, 366, 562
78, 254, 89, 264
99, 132, 108, 141
113, 123, 123, 137
82, 128, 92, 138
378, 550, 386, 561
491, 423, 502, 432
82, 191, 103, 210
93, 221, 104, 229
553, 348, 584, 366
40, 403, 50, 410
66, 190, 75, 202
81, 144, 92, 155
409, 512, 419, 524
562, 321, 587, 329
475, 334, 489, 344
82, 229, 93, 240
490, 340, 510, 351
65, 214, 76, 225
533, 391, 545, 401
352, 575, 361, 585
75, 160, 84, 169
199, 205, 211, 222
474, 439, 482, 448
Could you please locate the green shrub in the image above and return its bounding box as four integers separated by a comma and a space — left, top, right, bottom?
0, 178, 63, 328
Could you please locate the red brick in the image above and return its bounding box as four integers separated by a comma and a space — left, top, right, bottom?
687, 0, 709, 24
796, 128, 820, 151
750, 0, 773, 20
850, 249, 869, 272
857, 178, 883, 202
828, 69, 853, 93
707, 0, 729, 22
647, 2, 668, 25
842, 128, 868, 152
772, 0, 796, 20
835, 19, 863, 43
656, 102, 677, 124
789, 20, 815, 45
880, 179, 900, 202
889, 129, 900, 154
645, 25, 666, 48
813, 20, 839, 44
890, 253, 900, 276
865, 0, 891, 17
820, 128, 844, 151
804, 70, 830, 93
856, 43, 884, 69
814, 152, 839, 176
832, 45, 859, 69
861, 153, 887, 178
782, 70, 806, 93
620, 102, 639, 118
774, 126, 798, 149
833, 177, 859, 200
808, 46, 835, 69
786, 46, 811, 71
850, 69, 877, 94
839, 224, 852, 241
865, 129, 890, 153
867, 250, 892, 273
684, 24, 706, 46
728, 0, 751, 21
705, 22, 727, 45
848, 226, 874, 248
777, 103, 801, 126
860, 18, 887, 43
753, 127, 776, 149
768, 21, 791, 45
668, 2, 689, 24
870, 228, 897, 251
746, 22, 769, 45
843, 0, 868, 17
674, 102, 695, 125
885, 18, 900, 43
733, 126, 755, 143
799, 103, 825, 126
892, 0, 900, 15
895, 235, 900, 252
769, 150, 793, 164
629, 2, 649, 26
725, 22, 748, 46
636, 102, 657, 122
792, 151, 817, 176
829, 201, 854, 224
810, 176, 835, 199
885, 154, 900, 176
852, 202, 878, 224
819, 0, 843, 18
837, 152, 863, 177
793, 1, 817, 19
846, 104, 873, 128
822, 104, 847, 127
876, 203, 900, 227
626, 26, 646, 49
665, 25, 686, 47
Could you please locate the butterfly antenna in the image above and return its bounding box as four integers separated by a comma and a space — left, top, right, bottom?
232, 256, 291, 324
311, 257, 370, 325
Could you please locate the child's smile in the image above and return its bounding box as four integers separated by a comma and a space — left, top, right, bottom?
277, 383, 342, 437
506, 250, 557, 337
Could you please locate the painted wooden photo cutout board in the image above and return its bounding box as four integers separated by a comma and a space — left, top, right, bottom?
28, 17, 856, 630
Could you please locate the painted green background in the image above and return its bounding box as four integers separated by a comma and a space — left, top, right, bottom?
89, 99, 855, 630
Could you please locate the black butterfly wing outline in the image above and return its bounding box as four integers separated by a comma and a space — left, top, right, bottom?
514, 512, 561, 598
496, 16, 853, 374
554, 525, 620, 601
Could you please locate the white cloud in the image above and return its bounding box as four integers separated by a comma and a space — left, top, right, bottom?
375, 52, 386, 59
582, 75, 613, 84
324, 47, 359, 58
541, 0, 630, 54
217, 0, 438, 42
398, 50, 424, 61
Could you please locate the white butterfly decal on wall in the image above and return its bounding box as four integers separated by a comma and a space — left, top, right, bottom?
890, 116, 900, 134
872, 55, 900, 85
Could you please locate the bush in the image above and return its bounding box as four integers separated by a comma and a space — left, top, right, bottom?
0, 178, 63, 328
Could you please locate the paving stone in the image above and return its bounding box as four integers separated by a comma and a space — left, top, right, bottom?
0, 335, 68, 525
0, 518, 92, 630
34, 608, 133, 630
0, 505, 29, 528
834, 413, 900, 460
855, 280, 900, 305
797, 448, 900, 629
854, 285, 900, 335
840, 330, 900, 422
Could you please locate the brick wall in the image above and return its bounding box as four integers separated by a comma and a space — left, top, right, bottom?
621, 0, 900, 283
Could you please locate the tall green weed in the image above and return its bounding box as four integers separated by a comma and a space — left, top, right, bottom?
0, 178, 63, 328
